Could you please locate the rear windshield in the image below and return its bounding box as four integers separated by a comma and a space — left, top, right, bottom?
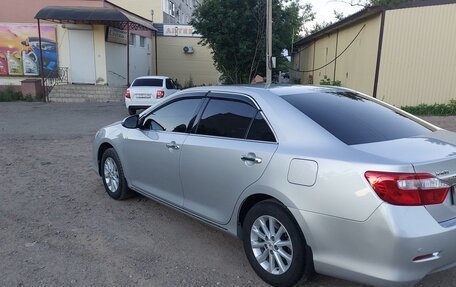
281, 91, 433, 145
132, 78, 163, 87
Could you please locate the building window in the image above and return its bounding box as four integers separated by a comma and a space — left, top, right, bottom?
139, 36, 146, 48
129, 34, 136, 46
168, 1, 176, 17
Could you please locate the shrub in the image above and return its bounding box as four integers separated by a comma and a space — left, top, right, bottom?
0, 87, 23, 101
0, 86, 38, 102
401, 99, 456, 116
320, 75, 341, 86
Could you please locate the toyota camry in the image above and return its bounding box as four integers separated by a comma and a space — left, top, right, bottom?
93, 85, 456, 287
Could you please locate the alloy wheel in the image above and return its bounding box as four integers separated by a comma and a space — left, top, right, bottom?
103, 157, 119, 193
250, 215, 293, 275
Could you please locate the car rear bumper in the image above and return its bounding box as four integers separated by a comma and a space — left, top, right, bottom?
291, 204, 456, 287
125, 97, 158, 109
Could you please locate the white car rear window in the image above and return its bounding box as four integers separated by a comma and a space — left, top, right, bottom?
132, 79, 163, 87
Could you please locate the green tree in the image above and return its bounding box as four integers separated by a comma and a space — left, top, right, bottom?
191, 0, 314, 84
310, 0, 411, 33
336, 0, 412, 7
370, 0, 411, 5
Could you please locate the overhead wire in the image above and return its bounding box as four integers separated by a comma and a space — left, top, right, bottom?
289, 24, 366, 73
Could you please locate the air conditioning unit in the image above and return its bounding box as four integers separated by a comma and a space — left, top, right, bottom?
183, 46, 194, 54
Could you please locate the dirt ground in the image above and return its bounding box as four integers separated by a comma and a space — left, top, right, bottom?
0, 102, 455, 287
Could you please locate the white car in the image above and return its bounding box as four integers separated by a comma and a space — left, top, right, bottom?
125, 76, 179, 115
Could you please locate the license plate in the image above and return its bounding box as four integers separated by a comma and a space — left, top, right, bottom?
136, 94, 151, 99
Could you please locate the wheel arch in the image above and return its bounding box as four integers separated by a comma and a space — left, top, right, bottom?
97, 142, 114, 174
236, 192, 316, 255
238, 194, 275, 235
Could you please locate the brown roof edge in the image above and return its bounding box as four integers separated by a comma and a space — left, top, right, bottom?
294, 0, 456, 48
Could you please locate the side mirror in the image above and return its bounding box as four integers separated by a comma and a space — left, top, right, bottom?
122, 115, 139, 129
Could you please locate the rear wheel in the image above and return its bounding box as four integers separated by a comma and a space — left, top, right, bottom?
128, 107, 136, 115
242, 200, 314, 287
101, 148, 133, 200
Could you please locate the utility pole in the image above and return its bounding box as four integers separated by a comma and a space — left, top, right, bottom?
266, 0, 272, 85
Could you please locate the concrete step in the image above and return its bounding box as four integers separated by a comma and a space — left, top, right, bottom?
49, 84, 126, 103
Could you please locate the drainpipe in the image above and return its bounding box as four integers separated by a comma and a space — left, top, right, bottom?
333, 30, 339, 84
373, 10, 386, 98
155, 30, 158, 75
127, 23, 130, 85
37, 19, 46, 102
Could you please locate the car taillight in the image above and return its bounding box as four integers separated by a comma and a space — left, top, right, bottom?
365, 171, 450, 206
125, 89, 131, 99
156, 90, 165, 99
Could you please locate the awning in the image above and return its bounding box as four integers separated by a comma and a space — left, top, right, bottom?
35, 6, 156, 31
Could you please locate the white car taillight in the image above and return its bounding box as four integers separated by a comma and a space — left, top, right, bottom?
156, 90, 165, 99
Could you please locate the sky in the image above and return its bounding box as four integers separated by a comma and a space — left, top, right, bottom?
303, 0, 365, 31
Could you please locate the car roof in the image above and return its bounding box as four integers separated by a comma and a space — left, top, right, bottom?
183, 84, 353, 99
133, 76, 169, 80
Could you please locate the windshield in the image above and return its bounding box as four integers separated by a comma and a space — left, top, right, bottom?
281, 90, 433, 145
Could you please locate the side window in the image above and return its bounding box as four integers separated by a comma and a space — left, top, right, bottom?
142, 98, 201, 133
165, 79, 174, 89
247, 112, 276, 142
196, 98, 257, 139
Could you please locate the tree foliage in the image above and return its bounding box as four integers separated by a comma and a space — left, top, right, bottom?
369, 0, 412, 5
191, 0, 314, 84
336, 0, 413, 8
309, 0, 411, 33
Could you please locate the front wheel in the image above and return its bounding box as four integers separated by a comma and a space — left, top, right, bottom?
101, 148, 133, 200
242, 200, 314, 287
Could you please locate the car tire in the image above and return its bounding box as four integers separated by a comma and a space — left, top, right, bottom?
242, 199, 314, 287
101, 148, 134, 200
128, 107, 136, 115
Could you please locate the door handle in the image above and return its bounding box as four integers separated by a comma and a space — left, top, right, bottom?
241, 154, 262, 164
166, 141, 180, 150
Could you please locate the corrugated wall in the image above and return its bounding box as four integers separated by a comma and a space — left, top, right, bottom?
291, 42, 314, 84
334, 15, 381, 96
377, 3, 456, 106
294, 15, 381, 95
313, 33, 337, 85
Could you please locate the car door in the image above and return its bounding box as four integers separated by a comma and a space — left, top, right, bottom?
180, 92, 278, 224
123, 94, 205, 206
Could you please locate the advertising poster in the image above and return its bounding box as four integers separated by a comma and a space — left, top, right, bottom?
0, 23, 58, 77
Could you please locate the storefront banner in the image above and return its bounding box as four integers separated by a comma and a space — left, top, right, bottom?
163, 25, 202, 37
0, 23, 58, 77
106, 27, 128, 45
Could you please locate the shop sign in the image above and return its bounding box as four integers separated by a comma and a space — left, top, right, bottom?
106, 27, 128, 45
163, 25, 201, 37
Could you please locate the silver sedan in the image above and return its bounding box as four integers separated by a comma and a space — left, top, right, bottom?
93, 85, 456, 287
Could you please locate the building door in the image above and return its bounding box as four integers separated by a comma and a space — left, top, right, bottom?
69, 29, 96, 84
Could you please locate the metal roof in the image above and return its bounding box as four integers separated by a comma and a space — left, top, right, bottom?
35, 6, 156, 31
294, 0, 456, 47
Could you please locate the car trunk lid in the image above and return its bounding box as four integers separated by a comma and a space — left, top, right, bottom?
130, 86, 158, 100
353, 129, 456, 224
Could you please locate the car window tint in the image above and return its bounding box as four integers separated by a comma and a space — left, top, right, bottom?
166, 79, 173, 89
143, 98, 201, 133
132, 78, 163, 87
281, 91, 432, 145
197, 99, 257, 139
247, 113, 276, 142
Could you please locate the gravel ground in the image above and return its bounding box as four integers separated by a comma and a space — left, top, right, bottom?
0, 102, 455, 287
